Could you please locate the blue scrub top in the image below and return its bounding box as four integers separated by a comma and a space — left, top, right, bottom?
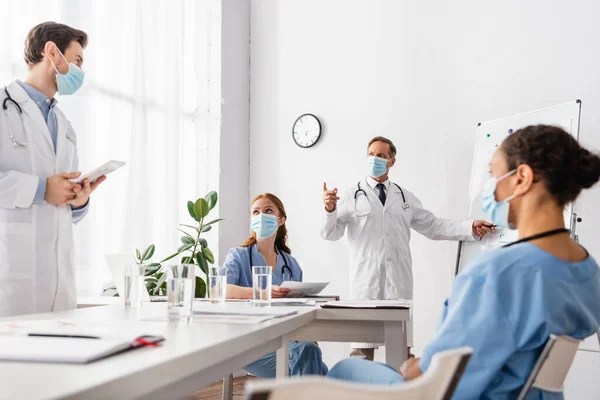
224, 244, 303, 287
419, 243, 600, 400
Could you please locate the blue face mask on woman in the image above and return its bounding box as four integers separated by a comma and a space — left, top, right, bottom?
366, 156, 389, 178
251, 213, 280, 239
50, 48, 85, 95
481, 169, 518, 229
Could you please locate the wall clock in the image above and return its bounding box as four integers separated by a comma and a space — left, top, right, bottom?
292, 113, 322, 148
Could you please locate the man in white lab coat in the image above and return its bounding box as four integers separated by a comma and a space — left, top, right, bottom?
0, 22, 106, 317
321, 136, 492, 360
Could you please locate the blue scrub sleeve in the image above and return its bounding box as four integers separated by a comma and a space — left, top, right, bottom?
71, 200, 89, 223
419, 275, 516, 398
33, 178, 47, 204
223, 248, 242, 285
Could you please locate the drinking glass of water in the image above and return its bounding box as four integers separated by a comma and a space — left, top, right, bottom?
208, 266, 227, 304
123, 264, 146, 307
252, 266, 272, 307
167, 264, 195, 322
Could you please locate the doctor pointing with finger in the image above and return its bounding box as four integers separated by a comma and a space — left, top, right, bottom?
0, 22, 106, 317
321, 136, 493, 360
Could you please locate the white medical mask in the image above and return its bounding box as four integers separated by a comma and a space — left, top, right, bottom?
251, 213, 280, 239
367, 156, 389, 178
481, 169, 518, 229
49, 48, 85, 95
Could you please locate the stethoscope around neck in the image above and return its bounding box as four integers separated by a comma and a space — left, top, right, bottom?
2, 86, 27, 148
354, 180, 409, 216
247, 246, 293, 281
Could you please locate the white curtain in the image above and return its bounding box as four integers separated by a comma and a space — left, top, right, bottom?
0, 0, 220, 296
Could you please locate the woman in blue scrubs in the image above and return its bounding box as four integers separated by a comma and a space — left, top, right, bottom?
327, 125, 600, 399
223, 192, 328, 378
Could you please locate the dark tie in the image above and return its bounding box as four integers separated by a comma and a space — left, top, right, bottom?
376, 183, 386, 206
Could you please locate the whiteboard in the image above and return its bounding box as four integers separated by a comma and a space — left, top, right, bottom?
455, 100, 582, 274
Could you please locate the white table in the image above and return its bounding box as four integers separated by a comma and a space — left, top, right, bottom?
281, 307, 409, 375
0, 301, 410, 400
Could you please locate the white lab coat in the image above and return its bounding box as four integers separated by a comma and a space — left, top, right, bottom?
321, 177, 475, 348
0, 81, 85, 317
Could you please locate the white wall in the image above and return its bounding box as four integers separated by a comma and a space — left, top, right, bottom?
248, 0, 600, 393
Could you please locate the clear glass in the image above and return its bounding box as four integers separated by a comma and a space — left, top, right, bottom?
252, 266, 272, 307
123, 264, 146, 307
167, 264, 196, 322
208, 266, 227, 304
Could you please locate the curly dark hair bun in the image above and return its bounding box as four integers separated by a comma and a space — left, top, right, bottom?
501, 125, 600, 206
576, 147, 600, 190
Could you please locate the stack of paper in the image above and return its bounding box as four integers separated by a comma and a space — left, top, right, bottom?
320, 300, 412, 309
280, 282, 329, 297
193, 306, 299, 319
271, 299, 317, 307
143, 304, 300, 324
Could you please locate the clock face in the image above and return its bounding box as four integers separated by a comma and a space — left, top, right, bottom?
292, 113, 322, 148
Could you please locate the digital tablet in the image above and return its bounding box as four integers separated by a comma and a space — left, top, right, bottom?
70, 160, 126, 184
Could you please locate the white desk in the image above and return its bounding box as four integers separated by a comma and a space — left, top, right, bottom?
284, 307, 409, 373
0, 301, 410, 400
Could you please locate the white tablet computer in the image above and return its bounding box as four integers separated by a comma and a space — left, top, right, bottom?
70, 160, 126, 184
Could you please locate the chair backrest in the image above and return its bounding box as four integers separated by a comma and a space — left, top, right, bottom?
244, 347, 473, 400
517, 334, 580, 400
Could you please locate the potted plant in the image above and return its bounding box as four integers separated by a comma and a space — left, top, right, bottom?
103, 191, 223, 298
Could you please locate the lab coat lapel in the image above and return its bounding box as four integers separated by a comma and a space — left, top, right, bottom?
364, 178, 384, 211
384, 183, 402, 211
7, 82, 54, 152
54, 110, 67, 170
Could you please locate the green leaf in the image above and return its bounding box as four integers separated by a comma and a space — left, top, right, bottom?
160, 252, 180, 263
202, 247, 215, 264
177, 228, 193, 238
195, 276, 206, 298
204, 191, 218, 211
177, 243, 194, 253
141, 244, 155, 261
144, 264, 161, 276
194, 198, 210, 219
202, 218, 224, 229
181, 256, 194, 264
147, 262, 161, 268
199, 238, 208, 249
135, 249, 141, 260
196, 252, 208, 275
103, 286, 119, 297
180, 224, 199, 231
153, 272, 167, 295
201, 225, 212, 233
187, 201, 200, 222
181, 236, 195, 245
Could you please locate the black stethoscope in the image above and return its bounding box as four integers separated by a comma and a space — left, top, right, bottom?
354, 180, 410, 212
247, 246, 294, 281
502, 228, 572, 248
2, 86, 27, 148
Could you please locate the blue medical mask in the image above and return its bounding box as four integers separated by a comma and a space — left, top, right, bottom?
481, 169, 518, 229
366, 156, 389, 178
251, 213, 280, 239
50, 49, 85, 95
